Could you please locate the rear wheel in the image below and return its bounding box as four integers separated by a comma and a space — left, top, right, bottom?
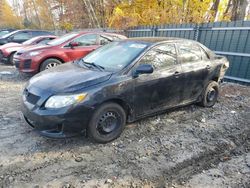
88, 102, 126, 143
200, 81, 219, 107
40, 58, 62, 72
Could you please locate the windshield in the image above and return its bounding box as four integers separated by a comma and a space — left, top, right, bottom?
0, 30, 18, 39
22, 37, 40, 45
0, 31, 10, 38
47, 33, 77, 46
81, 41, 148, 72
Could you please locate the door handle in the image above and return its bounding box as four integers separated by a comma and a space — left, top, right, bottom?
206, 65, 211, 70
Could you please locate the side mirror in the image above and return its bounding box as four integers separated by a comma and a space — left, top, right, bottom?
133, 64, 153, 78
69, 41, 79, 48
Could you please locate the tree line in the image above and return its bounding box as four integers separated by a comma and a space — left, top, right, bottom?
0, 0, 249, 30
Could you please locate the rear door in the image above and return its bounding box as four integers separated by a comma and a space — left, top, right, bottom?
63, 34, 99, 61
176, 42, 211, 103
133, 43, 183, 117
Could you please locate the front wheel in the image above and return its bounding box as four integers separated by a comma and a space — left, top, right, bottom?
88, 102, 126, 143
200, 81, 219, 107
40, 58, 62, 72
8, 52, 15, 65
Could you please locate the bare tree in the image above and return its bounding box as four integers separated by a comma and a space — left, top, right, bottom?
210, 0, 221, 21
231, 0, 248, 20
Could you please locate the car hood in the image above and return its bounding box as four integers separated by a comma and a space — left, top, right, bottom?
0, 43, 20, 49
27, 63, 112, 94
18, 44, 52, 53
4, 45, 27, 53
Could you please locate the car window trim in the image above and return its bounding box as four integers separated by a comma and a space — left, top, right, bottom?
199, 45, 210, 60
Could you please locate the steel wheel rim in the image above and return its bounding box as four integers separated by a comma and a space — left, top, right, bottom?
97, 111, 121, 135
45, 62, 58, 69
207, 88, 216, 102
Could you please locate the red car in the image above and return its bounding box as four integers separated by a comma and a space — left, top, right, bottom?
0, 35, 57, 65
14, 31, 127, 74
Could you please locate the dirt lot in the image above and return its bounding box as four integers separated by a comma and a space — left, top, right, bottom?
0, 64, 249, 188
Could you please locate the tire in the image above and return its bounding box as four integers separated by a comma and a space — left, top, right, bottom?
200, 81, 219, 107
40, 58, 62, 72
8, 52, 15, 65
88, 102, 126, 143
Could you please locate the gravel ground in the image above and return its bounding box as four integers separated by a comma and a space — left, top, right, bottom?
0, 64, 249, 188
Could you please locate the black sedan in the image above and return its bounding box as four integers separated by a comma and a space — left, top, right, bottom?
22, 37, 229, 143
0, 30, 53, 45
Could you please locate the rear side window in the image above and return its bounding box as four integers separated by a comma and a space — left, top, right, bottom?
178, 43, 201, 63
139, 43, 177, 70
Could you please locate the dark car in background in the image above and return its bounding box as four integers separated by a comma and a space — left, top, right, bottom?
14, 31, 126, 74
21, 37, 229, 143
0, 28, 16, 38
0, 35, 57, 65
0, 30, 54, 45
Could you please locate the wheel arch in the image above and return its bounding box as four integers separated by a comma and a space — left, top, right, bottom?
39, 56, 65, 70
98, 98, 134, 122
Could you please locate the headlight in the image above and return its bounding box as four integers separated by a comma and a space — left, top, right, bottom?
45, 93, 87, 109
28, 51, 42, 56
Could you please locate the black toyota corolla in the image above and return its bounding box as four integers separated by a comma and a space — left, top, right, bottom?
22, 37, 229, 143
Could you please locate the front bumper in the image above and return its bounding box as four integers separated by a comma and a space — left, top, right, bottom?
14, 55, 41, 74
0, 50, 9, 64
21, 94, 95, 138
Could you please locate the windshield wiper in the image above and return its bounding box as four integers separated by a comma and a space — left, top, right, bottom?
82, 60, 105, 71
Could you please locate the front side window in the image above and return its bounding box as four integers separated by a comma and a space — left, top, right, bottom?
178, 43, 201, 63
139, 43, 177, 70
71, 34, 97, 46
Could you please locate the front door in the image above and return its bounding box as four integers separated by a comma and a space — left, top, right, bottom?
63, 34, 99, 61
132, 43, 183, 117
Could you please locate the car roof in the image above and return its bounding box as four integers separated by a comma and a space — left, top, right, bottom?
0, 28, 15, 31
15, 29, 52, 32
72, 31, 125, 37
37, 35, 57, 38
124, 37, 192, 44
